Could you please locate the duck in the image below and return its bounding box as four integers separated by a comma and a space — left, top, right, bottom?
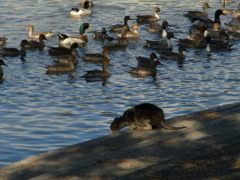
158, 21, 169, 38
26, 25, 55, 38
160, 46, 188, 60
48, 43, 79, 56
226, 22, 240, 33
191, 9, 225, 30
53, 54, 79, 65
225, 30, 240, 40
187, 25, 207, 40
117, 24, 140, 38
145, 32, 176, 50
0, 59, 7, 79
136, 7, 161, 24
183, 2, 211, 18
0, 40, 29, 57
93, 27, 107, 40
58, 23, 92, 45
71, 0, 92, 17
103, 26, 129, 47
80, 0, 93, 7
223, 3, 240, 19
178, 33, 203, 48
24, 34, 47, 50
128, 62, 159, 77
0, 37, 7, 46
45, 55, 75, 74
83, 48, 111, 63
80, 59, 110, 78
136, 52, 163, 68
205, 35, 233, 53
110, 16, 131, 33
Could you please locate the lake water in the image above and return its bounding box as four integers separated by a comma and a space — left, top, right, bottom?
0, 0, 240, 166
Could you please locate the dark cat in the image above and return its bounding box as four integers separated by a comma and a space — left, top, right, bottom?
110, 103, 186, 132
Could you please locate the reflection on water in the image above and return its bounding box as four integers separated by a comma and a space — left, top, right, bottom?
0, 0, 240, 166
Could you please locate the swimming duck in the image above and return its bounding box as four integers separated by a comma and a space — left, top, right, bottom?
191, 9, 225, 30
110, 16, 131, 33
80, 59, 110, 78
93, 27, 107, 40
205, 35, 233, 53
145, 32, 175, 50
23, 34, 47, 50
26, 25, 55, 38
80, 0, 93, 7
160, 46, 188, 60
48, 43, 79, 56
0, 59, 7, 79
58, 23, 92, 45
178, 33, 203, 48
226, 23, 240, 33
83, 48, 111, 63
71, 1, 92, 17
223, 3, 240, 19
136, 7, 161, 24
117, 24, 140, 38
103, 26, 129, 47
136, 52, 163, 68
53, 54, 79, 65
128, 62, 159, 77
184, 2, 211, 18
158, 21, 169, 38
0, 40, 29, 57
45, 54, 75, 74
0, 37, 7, 46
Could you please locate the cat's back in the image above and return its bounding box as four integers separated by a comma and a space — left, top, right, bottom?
134, 103, 162, 113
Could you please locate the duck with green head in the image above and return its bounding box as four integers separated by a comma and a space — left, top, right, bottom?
58, 23, 92, 45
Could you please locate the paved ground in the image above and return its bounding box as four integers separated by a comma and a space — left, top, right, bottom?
0, 103, 240, 180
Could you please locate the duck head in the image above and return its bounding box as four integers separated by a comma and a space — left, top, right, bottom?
79, 23, 93, 35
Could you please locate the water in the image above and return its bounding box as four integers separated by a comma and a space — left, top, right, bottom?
0, 0, 239, 166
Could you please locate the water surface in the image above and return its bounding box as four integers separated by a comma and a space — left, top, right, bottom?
0, 0, 240, 166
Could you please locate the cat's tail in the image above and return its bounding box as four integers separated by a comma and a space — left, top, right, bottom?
160, 120, 186, 130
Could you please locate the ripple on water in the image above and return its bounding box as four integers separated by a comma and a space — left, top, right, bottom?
0, 0, 240, 166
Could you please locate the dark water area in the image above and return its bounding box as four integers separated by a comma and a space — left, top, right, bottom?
0, 0, 239, 166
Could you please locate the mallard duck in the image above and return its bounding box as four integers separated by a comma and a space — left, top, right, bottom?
48, 43, 79, 56
117, 24, 140, 38
0, 59, 7, 79
58, 23, 92, 45
136, 7, 161, 24
184, 2, 211, 18
71, 1, 92, 17
160, 46, 188, 60
0, 40, 29, 57
83, 48, 111, 63
80, 59, 110, 78
110, 16, 131, 32
26, 25, 54, 38
80, 0, 93, 7
191, 9, 225, 30
0, 37, 7, 46
23, 34, 47, 50
103, 26, 129, 47
93, 27, 107, 40
205, 35, 233, 53
45, 54, 75, 74
145, 32, 176, 50
136, 52, 163, 68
